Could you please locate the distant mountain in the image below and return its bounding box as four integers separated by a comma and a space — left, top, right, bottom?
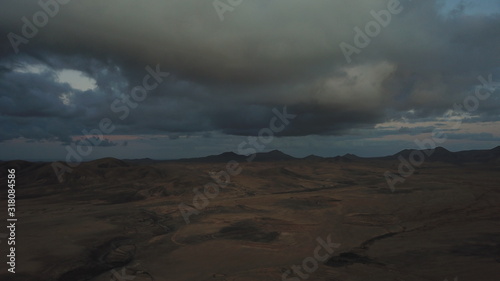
387, 146, 500, 164
327, 153, 363, 162
253, 150, 296, 162
173, 152, 247, 163
82, 157, 130, 168
390, 147, 455, 162
302, 154, 325, 161
2, 146, 499, 185
454, 146, 500, 163
97, 145, 500, 164
173, 150, 297, 163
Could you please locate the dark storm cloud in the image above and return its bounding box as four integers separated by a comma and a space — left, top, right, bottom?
74, 137, 119, 147
0, 55, 128, 142
397, 126, 436, 135
0, 0, 499, 143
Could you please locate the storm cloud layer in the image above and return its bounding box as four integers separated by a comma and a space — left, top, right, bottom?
0, 0, 499, 146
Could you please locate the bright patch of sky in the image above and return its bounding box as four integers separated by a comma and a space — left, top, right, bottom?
56, 69, 97, 91
13, 63, 97, 92
13, 63, 49, 74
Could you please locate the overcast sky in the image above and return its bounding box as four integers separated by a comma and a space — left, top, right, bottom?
0, 0, 499, 161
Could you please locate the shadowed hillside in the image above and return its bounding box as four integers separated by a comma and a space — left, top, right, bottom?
0, 147, 499, 280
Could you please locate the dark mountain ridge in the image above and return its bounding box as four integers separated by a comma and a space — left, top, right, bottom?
386, 146, 500, 164
1, 146, 499, 185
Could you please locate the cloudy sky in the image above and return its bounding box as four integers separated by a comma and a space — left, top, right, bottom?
0, 0, 499, 161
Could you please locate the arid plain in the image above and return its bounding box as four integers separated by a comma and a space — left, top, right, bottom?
1, 148, 500, 281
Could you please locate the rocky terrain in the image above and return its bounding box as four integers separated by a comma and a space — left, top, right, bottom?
0, 147, 499, 280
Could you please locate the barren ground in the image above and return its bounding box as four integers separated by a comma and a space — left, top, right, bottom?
1, 159, 499, 280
